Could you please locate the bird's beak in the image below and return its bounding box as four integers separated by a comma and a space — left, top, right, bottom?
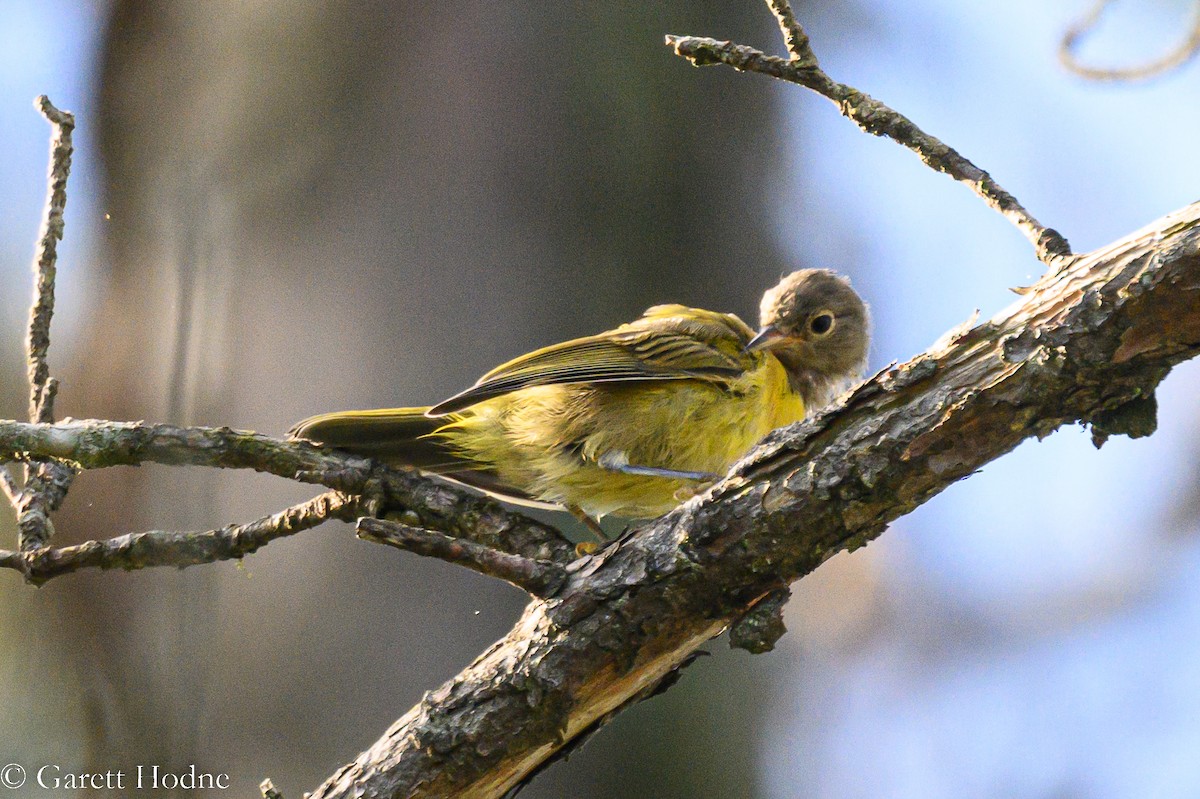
743, 325, 785, 353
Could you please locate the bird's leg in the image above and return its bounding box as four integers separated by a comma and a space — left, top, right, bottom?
568, 505, 607, 540
568, 504, 606, 556
596, 451, 719, 481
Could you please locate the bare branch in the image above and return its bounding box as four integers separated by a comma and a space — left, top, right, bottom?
664, 31, 1072, 266
0, 467, 18, 504
28, 96, 73, 421
14, 460, 76, 552
0, 422, 577, 566
260, 779, 284, 799
358, 517, 568, 598
15, 97, 78, 551
307, 202, 1200, 798
765, 0, 815, 65
0, 491, 359, 585
1060, 0, 1200, 82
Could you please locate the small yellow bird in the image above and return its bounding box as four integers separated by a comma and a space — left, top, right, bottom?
290, 269, 869, 532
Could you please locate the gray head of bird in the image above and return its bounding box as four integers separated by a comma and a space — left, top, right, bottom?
744, 269, 871, 406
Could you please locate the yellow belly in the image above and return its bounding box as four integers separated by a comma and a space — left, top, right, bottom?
436, 356, 804, 518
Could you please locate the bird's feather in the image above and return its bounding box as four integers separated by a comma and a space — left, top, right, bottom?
428, 305, 756, 414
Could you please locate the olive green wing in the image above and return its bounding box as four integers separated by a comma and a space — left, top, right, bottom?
427, 305, 757, 415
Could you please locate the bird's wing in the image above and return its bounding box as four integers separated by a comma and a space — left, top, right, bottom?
427, 305, 757, 415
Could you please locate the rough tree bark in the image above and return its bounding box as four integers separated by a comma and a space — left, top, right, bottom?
303, 204, 1200, 797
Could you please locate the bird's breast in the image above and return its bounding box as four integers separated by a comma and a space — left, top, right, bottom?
435, 358, 806, 518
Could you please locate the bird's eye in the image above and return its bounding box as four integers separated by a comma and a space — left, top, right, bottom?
810, 312, 835, 336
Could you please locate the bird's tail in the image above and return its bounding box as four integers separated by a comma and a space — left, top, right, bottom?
290, 407, 549, 507
289, 407, 464, 471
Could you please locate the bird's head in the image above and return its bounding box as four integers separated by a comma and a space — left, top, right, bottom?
745, 269, 870, 405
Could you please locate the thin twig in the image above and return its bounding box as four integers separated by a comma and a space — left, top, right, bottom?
666, 3, 1072, 266
765, 0, 815, 65
0, 490, 359, 585
0, 420, 577, 565
28, 96, 73, 422
0, 467, 18, 505
1060, 0, 1200, 82
15, 460, 76, 551
357, 517, 568, 598
15, 97, 78, 551
260, 779, 285, 799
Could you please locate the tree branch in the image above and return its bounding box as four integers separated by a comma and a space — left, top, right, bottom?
28, 96, 73, 422
764, 0, 815, 65
0, 490, 359, 585
13, 457, 76, 553
14, 96, 77, 551
0, 421, 577, 568
358, 517, 568, 599
306, 202, 1200, 798
664, 23, 1072, 266
0, 466, 20, 505
1059, 0, 1200, 82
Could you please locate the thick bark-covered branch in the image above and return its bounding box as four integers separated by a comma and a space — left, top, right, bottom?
306, 202, 1200, 798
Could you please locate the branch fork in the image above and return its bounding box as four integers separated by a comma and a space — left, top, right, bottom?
667, 2, 1072, 266
6, 97, 78, 552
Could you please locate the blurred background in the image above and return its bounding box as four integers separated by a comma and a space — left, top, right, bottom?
1, 1, 1199, 797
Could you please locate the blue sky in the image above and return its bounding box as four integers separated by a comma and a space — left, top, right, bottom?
0, 0, 104, 352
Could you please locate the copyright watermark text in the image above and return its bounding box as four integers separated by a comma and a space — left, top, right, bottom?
0, 763, 230, 791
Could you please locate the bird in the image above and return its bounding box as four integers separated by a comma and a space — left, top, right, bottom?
290, 269, 869, 536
